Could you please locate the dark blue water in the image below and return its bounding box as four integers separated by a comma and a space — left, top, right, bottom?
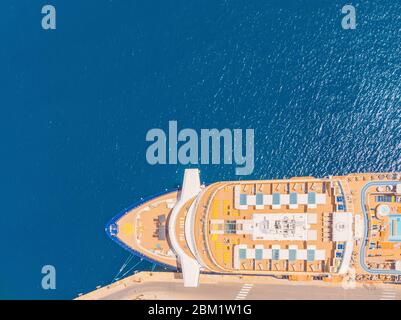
0, 0, 400, 299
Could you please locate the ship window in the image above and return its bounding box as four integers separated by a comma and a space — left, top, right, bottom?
272, 193, 280, 205
290, 192, 297, 205
255, 248, 263, 260
239, 248, 247, 260
289, 249, 297, 261
307, 249, 315, 261
308, 192, 316, 204
272, 249, 280, 260
256, 193, 263, 205
240, 194, 247, 205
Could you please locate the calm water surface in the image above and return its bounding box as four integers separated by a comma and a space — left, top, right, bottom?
0, 0, 400, 299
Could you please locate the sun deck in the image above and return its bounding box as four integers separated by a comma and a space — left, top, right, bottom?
194, 179, 348, 275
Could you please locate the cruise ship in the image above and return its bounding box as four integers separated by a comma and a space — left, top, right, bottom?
106, 169, 401, 287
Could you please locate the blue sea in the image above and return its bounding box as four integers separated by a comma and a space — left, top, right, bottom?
0, 0, 400, 299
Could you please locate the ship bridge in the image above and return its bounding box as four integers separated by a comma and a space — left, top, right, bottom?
168, 169, 203, 287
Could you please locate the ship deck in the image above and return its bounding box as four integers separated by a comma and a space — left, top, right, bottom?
107, 172, 401, 284
194, 178, 341, 275
109, 191, 179, 268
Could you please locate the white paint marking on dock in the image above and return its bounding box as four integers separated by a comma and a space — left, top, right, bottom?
380, 290, 396, 300
235, 284, 253, 300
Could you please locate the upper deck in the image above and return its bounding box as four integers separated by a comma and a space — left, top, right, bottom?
193, 177, 349, 276
106, 170, 401, 286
